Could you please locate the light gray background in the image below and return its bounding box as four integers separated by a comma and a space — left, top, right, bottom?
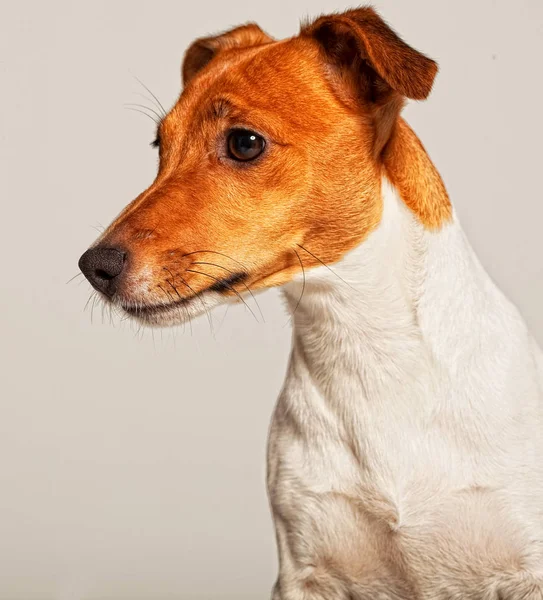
1, 1, 542, 598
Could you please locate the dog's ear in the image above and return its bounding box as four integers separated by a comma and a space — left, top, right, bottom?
182, 23, 273, 86
301, 7, 437, 154
301, 7, 438, 102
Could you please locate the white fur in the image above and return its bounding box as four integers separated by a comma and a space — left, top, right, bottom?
268, 179, 543, 599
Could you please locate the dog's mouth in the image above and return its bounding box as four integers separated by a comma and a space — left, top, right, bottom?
84, 255, 299, 327
121, 296, 191, 317
115, 270, 252, 325
117, 290, 225, 327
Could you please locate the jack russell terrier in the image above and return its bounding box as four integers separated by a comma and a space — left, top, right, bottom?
79, 7, 543, 599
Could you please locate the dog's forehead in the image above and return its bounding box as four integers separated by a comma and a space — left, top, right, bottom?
164, 37, 338, 132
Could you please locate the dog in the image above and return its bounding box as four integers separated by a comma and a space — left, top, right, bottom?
79, 7, 543, 599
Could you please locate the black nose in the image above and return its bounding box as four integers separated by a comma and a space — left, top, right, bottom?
78, 247, 126, 297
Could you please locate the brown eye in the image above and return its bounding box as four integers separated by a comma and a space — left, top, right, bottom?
227, 129, 265, 161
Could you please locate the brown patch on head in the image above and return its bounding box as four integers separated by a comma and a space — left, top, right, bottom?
182, 23, 274, 86
85, 7, 451, 324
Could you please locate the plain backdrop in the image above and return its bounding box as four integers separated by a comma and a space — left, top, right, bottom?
1, 1, 542, 598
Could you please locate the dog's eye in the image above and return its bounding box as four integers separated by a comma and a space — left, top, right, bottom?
227, 129, 265, 161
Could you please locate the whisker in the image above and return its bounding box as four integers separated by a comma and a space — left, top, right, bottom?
179, 250, 250, 272
186, 268, 259, 323
191, 260, 265, 323
66, 272, 83, 285
177, 274, 215, 338
84, 291, 96, 312
108, 304, 113, 327
159, 282, 177, 305
297, 244, 356, 291
159, 283, 192, 336
111, 303, 123, 325
177, 251, 261, 324
285, 248, 306, 326
163, 271, 184, 301
216, 304, 231, 334
90, 294, 99, 324
132, 74, 167, 117
124, 103, 164, 122
134, 92, 166, 117
162, 267, 214, 337
101, 298, 107, 326
125, 106, 159, 124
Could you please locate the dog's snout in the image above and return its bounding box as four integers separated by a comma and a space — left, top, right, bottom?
78, 247, 126, 297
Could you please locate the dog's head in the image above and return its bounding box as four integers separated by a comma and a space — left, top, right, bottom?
79, 7, 444, 326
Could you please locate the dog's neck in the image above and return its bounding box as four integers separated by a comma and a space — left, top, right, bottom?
284, 179, 433, 398
282, 175, 517, 414
278, 125, 541, 512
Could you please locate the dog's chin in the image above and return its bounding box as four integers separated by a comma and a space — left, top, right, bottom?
116, 291, 228, 328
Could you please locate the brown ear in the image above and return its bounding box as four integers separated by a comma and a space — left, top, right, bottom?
302, 7, 438, 102
182, 23, 273, 86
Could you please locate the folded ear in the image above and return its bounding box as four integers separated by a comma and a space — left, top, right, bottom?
301, 7, 438, 102
182, 23, 273, 86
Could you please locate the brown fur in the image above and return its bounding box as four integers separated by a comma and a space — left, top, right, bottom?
98, 7, 450, 308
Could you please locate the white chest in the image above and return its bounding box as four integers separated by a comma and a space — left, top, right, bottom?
266, 182, 543, 599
